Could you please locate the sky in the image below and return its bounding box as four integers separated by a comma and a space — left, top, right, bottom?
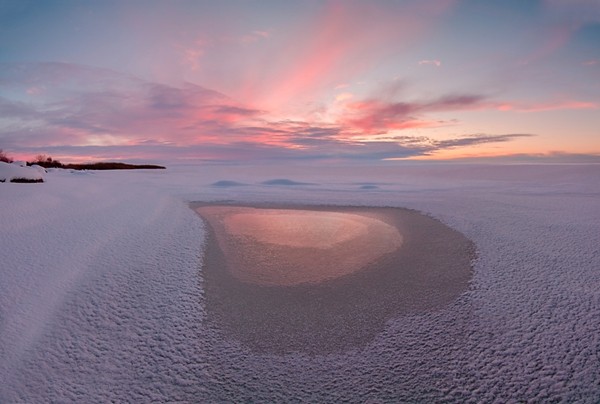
0, 0, 599, 163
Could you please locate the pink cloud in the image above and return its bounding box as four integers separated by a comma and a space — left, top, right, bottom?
178, 29, 271, 73
332, 90, 597, 135
178, 36, 231, 73
0, 63, 268, 149
496, 100, 598, 112
233, 0, 454, 110
582, 59, 599, 66
0, 62, 545, 163
543, 0, 600, 25
338, 94, 485, 132
519, 24, 572, 65
418, 59, 441, 67
240, 30, 270, 43
521, 1, 600, 66
181, 46, 205, 71
26, 86, 45, 95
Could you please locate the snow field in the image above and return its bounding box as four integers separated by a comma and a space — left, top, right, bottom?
0, 164, 598, 402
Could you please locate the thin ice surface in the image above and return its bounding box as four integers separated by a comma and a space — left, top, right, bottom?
0, 164, 599, 402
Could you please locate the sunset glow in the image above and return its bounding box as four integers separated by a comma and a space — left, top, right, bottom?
0, 0, 598, 163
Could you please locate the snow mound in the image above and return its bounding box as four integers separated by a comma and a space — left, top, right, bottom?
0, 162, 45, 183
211, 180, 247, 187
261, 178, 314, 186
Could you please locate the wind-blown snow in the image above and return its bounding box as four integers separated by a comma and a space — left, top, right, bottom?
0, 164, 599, 402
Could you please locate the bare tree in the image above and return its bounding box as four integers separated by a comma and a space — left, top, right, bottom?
0, 149, 13, 163
32, 154, 62, 168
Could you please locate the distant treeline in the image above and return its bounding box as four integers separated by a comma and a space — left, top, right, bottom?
25, 154, 164, 170
2, 150, 165, 170
31, 160, 166, 170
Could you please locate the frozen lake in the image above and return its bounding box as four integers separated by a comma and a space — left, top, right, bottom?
1, 163, 599, 402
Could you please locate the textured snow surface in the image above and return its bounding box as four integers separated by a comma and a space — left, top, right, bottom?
1, 164, 599, 402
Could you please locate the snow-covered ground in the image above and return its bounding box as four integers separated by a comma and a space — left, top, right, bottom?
0, 161, 45, 182
1, 163, 599, 402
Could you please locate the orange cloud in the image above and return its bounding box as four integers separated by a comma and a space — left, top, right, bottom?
496, 100, 598, 112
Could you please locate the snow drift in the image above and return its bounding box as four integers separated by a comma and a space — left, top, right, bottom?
0, 161, 45, 183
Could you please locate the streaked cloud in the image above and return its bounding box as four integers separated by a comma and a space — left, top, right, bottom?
0, 1, 598, 163
0, 62, 538, 162
418, 59, 441, 67
434, 133, 534, 149
240, 30, 271, 43
225, 0, 454, 109
496, 100, 598, 112
339, 94, 486, 132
